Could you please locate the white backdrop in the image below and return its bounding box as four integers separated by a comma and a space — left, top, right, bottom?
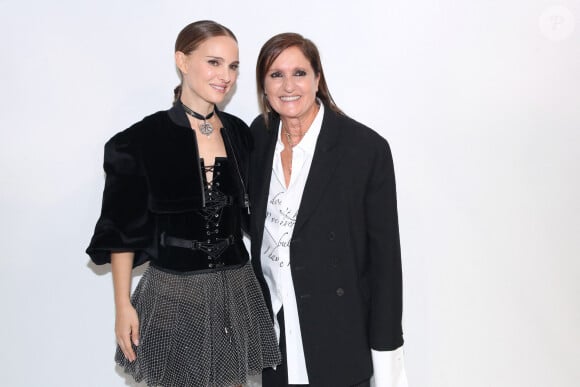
1, 0, 579, 386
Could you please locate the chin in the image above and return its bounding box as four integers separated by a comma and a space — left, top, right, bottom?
207, 89, 229, 103
279, 108, 303, 119
208, 95, 226, 105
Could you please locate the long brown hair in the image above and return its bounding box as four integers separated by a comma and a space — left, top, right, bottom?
173, 20, 237, 102
256, 32, 342, 121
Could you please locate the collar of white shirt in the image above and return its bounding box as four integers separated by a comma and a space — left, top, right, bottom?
275, 102, 325, 155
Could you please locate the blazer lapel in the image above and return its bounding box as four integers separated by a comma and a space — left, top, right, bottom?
293, 108, 343, 234
252, 116, 280, 247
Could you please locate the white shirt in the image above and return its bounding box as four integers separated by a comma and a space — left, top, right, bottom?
260, 104, 408, 386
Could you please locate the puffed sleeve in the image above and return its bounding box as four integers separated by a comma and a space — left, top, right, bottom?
366, 138, 404, 350
86, 130, 154, 267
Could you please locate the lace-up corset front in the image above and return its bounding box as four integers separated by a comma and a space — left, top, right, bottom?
154, 157, 248, 273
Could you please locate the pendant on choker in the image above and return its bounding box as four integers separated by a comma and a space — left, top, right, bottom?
199, 122, 214, 136
182, 102, 215, 136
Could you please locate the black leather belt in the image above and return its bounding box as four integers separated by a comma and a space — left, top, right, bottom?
155, 232, 248, 273
160, 232, 236, 259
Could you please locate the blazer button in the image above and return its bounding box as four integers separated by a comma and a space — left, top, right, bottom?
336, 288, 345, 297
329, 232, 335, 240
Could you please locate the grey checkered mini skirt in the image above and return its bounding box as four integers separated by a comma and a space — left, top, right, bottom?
115, 262, 281, 386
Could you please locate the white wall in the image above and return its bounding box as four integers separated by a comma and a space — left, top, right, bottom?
1, 0, 579, 386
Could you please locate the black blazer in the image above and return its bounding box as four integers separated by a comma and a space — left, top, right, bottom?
249, 106, 403, 386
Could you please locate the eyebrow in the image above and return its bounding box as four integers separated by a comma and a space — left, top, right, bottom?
269, 67, 307, 72
205, 56, 240, 65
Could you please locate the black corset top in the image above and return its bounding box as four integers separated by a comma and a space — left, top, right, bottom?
153, 157, 248, 273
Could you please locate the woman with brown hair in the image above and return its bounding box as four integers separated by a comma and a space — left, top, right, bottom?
86, 20, 280, 386
249, 33, 408, 386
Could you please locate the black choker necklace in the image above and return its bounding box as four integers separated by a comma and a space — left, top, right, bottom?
181, 103, 215, 136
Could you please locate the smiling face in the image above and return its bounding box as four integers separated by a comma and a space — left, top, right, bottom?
263, 46, 320, 122
176, 35, 239, 111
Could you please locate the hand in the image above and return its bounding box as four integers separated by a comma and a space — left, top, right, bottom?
115, 303, 140, 362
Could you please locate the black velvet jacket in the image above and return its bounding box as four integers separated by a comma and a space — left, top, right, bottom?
86, 103, 251, 270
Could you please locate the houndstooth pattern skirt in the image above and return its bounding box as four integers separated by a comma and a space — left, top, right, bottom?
115, 262, 281, 387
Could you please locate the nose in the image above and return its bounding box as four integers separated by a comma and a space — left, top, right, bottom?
282, 76, 295, 92
219, 68, 232, 84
